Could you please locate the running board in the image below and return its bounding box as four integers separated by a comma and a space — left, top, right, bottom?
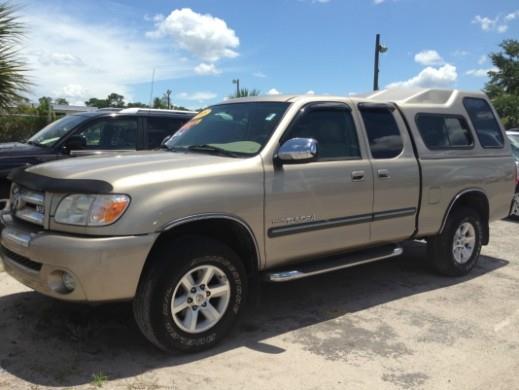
264, 244, 403, 282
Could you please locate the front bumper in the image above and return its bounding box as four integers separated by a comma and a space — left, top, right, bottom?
0, 213, 158, 302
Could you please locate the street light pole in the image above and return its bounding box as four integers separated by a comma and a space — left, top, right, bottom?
373, 34, 388, 91
232, 79, 240, 97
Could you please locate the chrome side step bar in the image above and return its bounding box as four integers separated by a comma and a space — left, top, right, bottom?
264, 244, 403, 282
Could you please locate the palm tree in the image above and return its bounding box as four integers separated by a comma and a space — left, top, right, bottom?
229, 88, 261, 99
0, 2, 30, 112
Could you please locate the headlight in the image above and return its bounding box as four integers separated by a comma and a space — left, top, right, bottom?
55, 194, 130, 226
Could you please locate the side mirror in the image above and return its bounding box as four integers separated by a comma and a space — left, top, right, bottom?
277, 138, 318, 164
160, 135, 172, 147
64, 135, 86, 152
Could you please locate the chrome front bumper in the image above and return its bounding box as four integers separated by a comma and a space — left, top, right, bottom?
0, 213, 158, 302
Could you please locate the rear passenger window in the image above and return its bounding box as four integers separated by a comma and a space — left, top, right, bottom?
360, 108, 403, 159
463, 98, 504, 148
416, 115, 473, 149
284, 106, 360, 160
146, 117, 188, 149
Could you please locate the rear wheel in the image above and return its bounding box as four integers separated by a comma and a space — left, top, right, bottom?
510, 193, 519, 220
427, 207, 483, 276
133, 236, 247, 353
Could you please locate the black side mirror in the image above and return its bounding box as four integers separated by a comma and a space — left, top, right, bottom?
160, 135, 172, 147
64, 135, 86, 152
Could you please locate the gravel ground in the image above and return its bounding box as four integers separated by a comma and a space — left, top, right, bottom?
0, 219, 518, 390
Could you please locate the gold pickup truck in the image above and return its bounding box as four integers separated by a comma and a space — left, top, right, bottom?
1, 88, 516, 352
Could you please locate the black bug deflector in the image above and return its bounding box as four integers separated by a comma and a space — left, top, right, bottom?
7, 166, 113, 194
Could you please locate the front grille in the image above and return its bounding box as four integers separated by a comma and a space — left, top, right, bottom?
11, 185, 45, 226
1, 245, 42, 272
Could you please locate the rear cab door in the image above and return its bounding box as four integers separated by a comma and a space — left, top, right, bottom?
355, 103, 420, 243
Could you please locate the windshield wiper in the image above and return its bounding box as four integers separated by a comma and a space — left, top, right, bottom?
186, 144, 242, 157
26, 140, 45, 147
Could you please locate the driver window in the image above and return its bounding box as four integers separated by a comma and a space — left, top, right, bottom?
78, 118, 138, 150
284, 107, 361, 160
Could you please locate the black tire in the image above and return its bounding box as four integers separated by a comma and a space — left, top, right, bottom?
427, 207, 483, 276
133, 235, 248, 353
509, 193, 519, 220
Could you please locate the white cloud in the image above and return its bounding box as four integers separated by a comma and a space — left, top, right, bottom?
414, 50, 444, 66
252, 71, 267, 78
177, 91, 218, 101
37, 52, 84, 67
505, 10, 519, 22
373, 0, 397, 4
472, 11, 519, 33
147, 8, 239, 63
478, 55, 488, 65
194, 63, 221, 75
465, 67, 498, 77
452, 49, 469, 57
267, 88, 281, 95
305, 90, 315, 95
387, 64, 458, 89
20, 7, 191, 103
472, 15, 497, 31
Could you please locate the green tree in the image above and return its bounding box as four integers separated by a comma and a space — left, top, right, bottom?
485, 39, 519, 129
126, 102, 148, 108
106, 92, 125, 108
0, 1, 30, 111
229, 88, 261, 99
54, 97, 69, 105
85, 97, 108, 108
153, 97, 167, 109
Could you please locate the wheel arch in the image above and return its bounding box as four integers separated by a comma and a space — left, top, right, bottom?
143, 214, 262, 279
440, 189, 490, 245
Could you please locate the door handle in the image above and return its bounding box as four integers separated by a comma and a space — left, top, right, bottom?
377, 169, 391, 179
351, 170, 365, 182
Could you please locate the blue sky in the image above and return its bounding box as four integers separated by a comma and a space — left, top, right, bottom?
20, 0, 519, 108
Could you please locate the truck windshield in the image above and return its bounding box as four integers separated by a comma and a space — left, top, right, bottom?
166, 102, 290, 157
27, 115, 86, 147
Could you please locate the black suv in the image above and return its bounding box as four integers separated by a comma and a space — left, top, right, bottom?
0, 108, 196, 197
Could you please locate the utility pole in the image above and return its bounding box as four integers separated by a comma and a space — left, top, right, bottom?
166, 89, 172, 109
373, 34, 388, 91
149, 68, 156, 107
232, 79, 240, 97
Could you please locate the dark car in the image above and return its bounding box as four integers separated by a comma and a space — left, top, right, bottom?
0, 108, 196, 197
506, 129, 519, 219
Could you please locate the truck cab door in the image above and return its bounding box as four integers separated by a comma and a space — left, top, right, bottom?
64, 116, 140, 156
357, 104, 420, 243
264, 103, 373, 268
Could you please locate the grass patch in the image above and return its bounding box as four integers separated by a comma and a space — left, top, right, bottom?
91, 372, 109, 388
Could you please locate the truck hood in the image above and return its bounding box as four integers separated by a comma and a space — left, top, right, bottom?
26, 150, 242, 190
0, 142, 48, 157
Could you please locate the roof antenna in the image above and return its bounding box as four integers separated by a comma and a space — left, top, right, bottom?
149, 68, 156, 107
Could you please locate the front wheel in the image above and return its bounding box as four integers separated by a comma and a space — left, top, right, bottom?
427, 207, 483, 276
133, 236, 248, 353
